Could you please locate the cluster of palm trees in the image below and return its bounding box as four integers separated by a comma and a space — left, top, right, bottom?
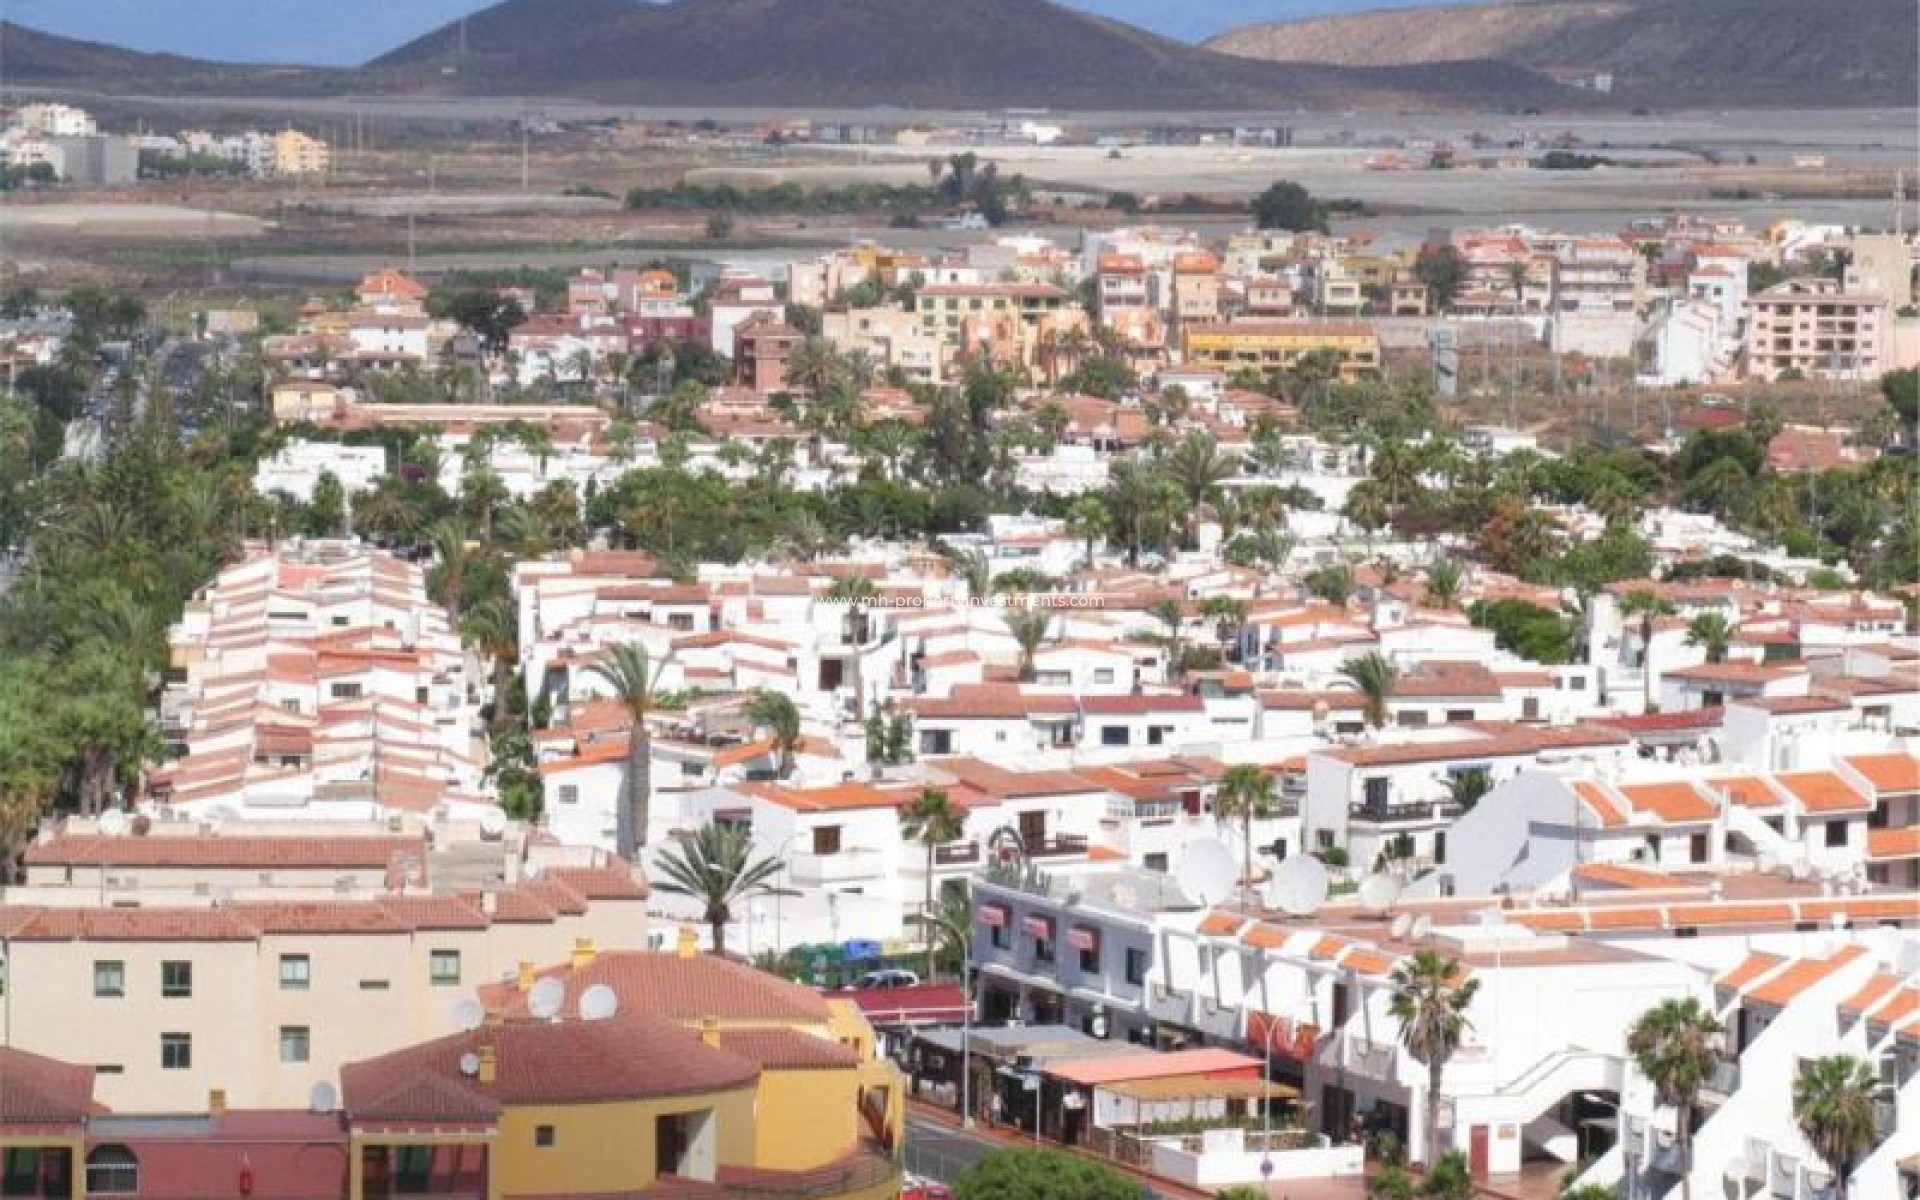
1626, 997, 1884, 1200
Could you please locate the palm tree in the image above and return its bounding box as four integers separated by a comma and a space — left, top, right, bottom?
1149, 598, 1187, 684
786, 336, 842, 397
1685, 612, 1734, 665
824, 575, 879, 714
744, 690, 803, 779
1339, 652, 1398, 730
587, 642, 674, 860
1619, 589, 1674, 713
1626, 998, 1721, 1200
1424, 559, 1465, 610
1003, 608, 1052, 682
460, 596, 519, 732
1792, 1055, 1880, 1200
898, 788, 968, 979
1215, 765, 1276, 903
652, 822, 784, 956
927, 887, 972, 980
1200, 596, 1248, 663
1388, 951, 1481, 1167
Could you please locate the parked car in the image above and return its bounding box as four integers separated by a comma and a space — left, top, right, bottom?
852, 968, 920, 990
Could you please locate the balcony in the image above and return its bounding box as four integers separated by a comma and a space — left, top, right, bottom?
1025, 834, 1090, 860
1354, 799, 1460, 825
789, 848, 886, 885
1701, 1060, 1741, 1103
932, 841, 982, 867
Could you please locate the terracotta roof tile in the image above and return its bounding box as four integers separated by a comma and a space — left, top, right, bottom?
1845, 752, 1920, 795
482, 950, 831, 1024
1775, 770, 1872, 814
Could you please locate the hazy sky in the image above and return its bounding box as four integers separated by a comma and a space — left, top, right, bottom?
5, 0, 1442, 65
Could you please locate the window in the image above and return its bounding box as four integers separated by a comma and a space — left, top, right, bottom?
279, 955, 310, 991
1124, 948, 1149, 986
1093, 668, 1115, 685
1690, 833, 1709, 863
94, 960, 126, 998
812, 826, 842, 856
1078, 945, 1099, 973
1034, 934, 1055, 964
429, 950, 461, 987
359, 980, 390, 991
1099, 726, 1129, 747
161, 961, 192, 998
1444, 709, 1475, 724
1363, 777, 1390, 808
558, 784, 579, 805
280, 698, 301, 714
989, 923, 1010, 950
1825, 820, 1848, 848
535, 1125, 556, 1147
160, 1034, 191, 1070
279, 1026, 310, 1064
668, 613, 694, 631
330, 682, 362, 699
1143, 852, 1168, 872
87, 1147, 139, 1196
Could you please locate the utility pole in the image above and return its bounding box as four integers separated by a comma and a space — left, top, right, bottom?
521, 120, 530, 192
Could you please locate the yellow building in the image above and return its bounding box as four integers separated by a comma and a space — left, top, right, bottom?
272, 129, 332, 176
1181, 320, 1382, 381
335, 928, 905, 1200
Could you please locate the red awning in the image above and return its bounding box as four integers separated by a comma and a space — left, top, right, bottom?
979, 904, 1009, 928
1067, 925, 1099, 952
1022, 915, 1054, 940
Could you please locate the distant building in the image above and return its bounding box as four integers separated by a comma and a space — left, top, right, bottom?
45, 135, 138, 186
271, 129, 332, 176
1845, 231, 1916, 306
10, 102, 96, 137
1181, 321, 1381, 381
1743, 280, 1889, 381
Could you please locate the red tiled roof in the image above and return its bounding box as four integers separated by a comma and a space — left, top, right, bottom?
23, 834, 422, 870
718, 1029, 859, 1071
1846, 752, 1920, 795
1775, 770, 1872, 814
0, 1047, 94, 1125
482, 950, 831, 1024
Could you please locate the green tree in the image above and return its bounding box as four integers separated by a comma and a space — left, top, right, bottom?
460, 596, 520, 732
1003, 608, 1052, 682
1619, 589, 1674, 713
1251, 180, 1327, 232
652, 822, 784, 956
1389, 952, 1481, 1167
898, 787, 967, 980
1200, 595, 1248, 663
1149, 597, 1187, 684
1447, 767, 1493, 813
744, 689, 803, 778
824, 575, 879, 713
1305, 562, 1355, 606
1421, 1151, 1474, 1199
1469, 598, 1575, 665
1685, 612, 1734, 664
1413, 244, 1467, 311
1162, 430, 1239, 513
1339, 651, 1398, 730
425, 288, 526, 353
1066, 495, 1111, 568
953, 1147, 1138, 1200
587, 642, 673, 859
1626, 998, 1721, 1200
308, 471, 347, 538
1880, 367, 1918, 425
1215, 764, 1277, 903
1424, 559, 1465, 609
1792, 1055, 1880, 1200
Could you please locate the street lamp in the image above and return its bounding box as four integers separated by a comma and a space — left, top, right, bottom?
959, 918, 975, 1128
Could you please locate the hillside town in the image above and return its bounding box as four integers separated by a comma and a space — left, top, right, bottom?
0, 69, 1916, 1200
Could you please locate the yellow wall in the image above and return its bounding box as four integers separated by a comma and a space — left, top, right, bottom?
493, 1087, 755, 1196
755, 1068, 859, 1169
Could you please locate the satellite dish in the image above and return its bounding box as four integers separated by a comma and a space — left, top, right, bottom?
458, 1052, 482, 1078
1357, 874, 1403, 915
99, 809, 129, 836
308, 1081, 338, 1113
527, 976, 566, 1020
1177, 838, 1241, 906
479, 808, 508, 839
452, 998, 485, 1031
1268, 856, 1331, 917
1410, 915, 1434, 941
579, 984, 619, 1021
1390, 913, 1413, 940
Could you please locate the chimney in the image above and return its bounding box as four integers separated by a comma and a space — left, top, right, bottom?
699, 1016, 721, 1048
571, 937, 596, 971
208, 1088, 228, 1117
676, 926, 698, 959
516, 960, 535, 992
481, 891, 498, 916
477, 1045, 497, 1085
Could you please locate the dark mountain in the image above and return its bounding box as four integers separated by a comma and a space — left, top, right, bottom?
0, 20, 215, 82
367, 0, 1581, 110
1206, 0, 1917, 108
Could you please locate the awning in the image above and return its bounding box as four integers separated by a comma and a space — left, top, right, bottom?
1102, 1075, 1301, 1104
1023, 915, 1055, 940
1067, 925, 1099, 952
979, 904, 1009, 928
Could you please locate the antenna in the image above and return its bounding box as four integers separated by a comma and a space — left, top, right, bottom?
1356, 873, 1403, 915
1410, 914, 1433, 941
458, 1052, 481, 1078
308, 1081, 338, 1113
1267, 856, 1331, 917
99, 809, 130, 837
452, 998, 485, 1031
1390, 913, 1413, 940
1176, 838, 1240, 907
528, 976, 566, 1020
578, 984, 619, 1021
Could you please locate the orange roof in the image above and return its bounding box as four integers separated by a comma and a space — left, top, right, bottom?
740, 781, 918, 813
1718, 952, 1785, 991
1775, 770, 1872, 814
1197, 913, 1246, 937
1572, 782, 1628, 828
1870, 987, 1920, 1029
1839, 972, 1902, 1016
1867, 827, 1920, 862
1747, 946, 1866, 1008
1616, 782, 1716, 823
1341, 949, 1398, 976
1241, 923, 1288, 950
1846, 752, 1920, 795
1047, 1047, 1260, 1087
1310, 935, 1350, 960
1714, 775, 1784, 809
1572, 863, 1681, 890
